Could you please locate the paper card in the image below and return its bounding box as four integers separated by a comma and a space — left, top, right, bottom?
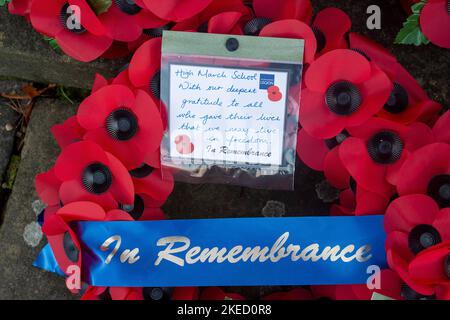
168, 64, 289, 166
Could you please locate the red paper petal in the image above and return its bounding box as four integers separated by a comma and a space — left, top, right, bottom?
259, 19, 316, 64
409, 240, 450, 284
296, 128, 328, 171
207, 11, 243, 34
55, 30, 113, 62
339, 137, 392, 194
129, 38, 161, 90
91, 73, 109, 93
354, 185, 391, 216
59, 179, 118, 210
57, 201, 106, 221
384, 194, 440, 234
396, 143, 450, 196
77, 84, 136, 130
299, 89, 344, 139
253, 0, 312, 23
51, 116, 85, 148
324, 146, 350, 189
98, 3, 142, 42
305, 49, 371, 93
105, 152, 135, 205
262, 288, 313, 300
35, 168, 61, 206
346, 63, 392, 127
54, 141, 109, 181
30, 0, 65, 37
433, 110, 450, 144
172, 287, 199, 300
143, 0, 212, 22
420, 0, 450, 49
313, 7, 351, 54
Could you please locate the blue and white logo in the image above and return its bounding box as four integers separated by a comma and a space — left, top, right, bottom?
259, 73, 275, 89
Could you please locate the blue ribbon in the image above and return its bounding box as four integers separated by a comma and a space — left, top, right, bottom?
35, 216, 386, 287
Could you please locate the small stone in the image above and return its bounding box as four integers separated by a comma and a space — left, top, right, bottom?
261, 200, 286, 217
315, 180, 340, 203
23, 222, 43, 248
5, 123, 14, 131
31, 199, 46, 216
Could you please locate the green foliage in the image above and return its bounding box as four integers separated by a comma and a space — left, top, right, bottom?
87, 0, 112, 15
395, 1, 430, 46
0, 0, 11, 6
2, 155, 20, 190
43, 36, 62, 53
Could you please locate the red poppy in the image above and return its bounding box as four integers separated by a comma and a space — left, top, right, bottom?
432, 110, 450, 144
30, 0, 113, 62
142, 0, 213, 22
252, 0, 312, 27
408, 239, 450, 297
119, 193, 165, 221
311, 269, 404, 300
95, 0, 167, 43
296, 128, 329, 171
299, 49, 392, 139
50, 140, 134, 210
311, 7, 351, 56
420, 0, 450, 49
8, 0, 31, 17
259, 19, 317, 64
128, 38, 162, 104
339, 117, 433, 194
348, 33, 440, 124
331, 181, 392, 216
261, 288, 313, 300
395, 143, 450, 209
384, 194, 450, 295
83, 286, 198, 300
200, 287, 245, 300
51, 116, 85, 149
130, 162, 174, 206
77, 84, 164, 170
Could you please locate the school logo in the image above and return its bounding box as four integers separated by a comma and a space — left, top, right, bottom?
259, 74, 275, 89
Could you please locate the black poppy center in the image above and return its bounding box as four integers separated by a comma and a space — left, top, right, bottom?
408, 224, 441, 255
325, 81, 362, 115
445, 254, 450, 279
129, 163, 154, 178
106, 108, 138, 141
243, 17, 272, 36
149, 71, 161, 100
143, 22, 175, 38
120, 194, 145, 220
60, 3, 86, 34
82, 163, 112, 194
384, 83, 409, 114
312, 26, 326, 53
63, 232, 79, 262
427, 174, 450, 208
447, 0, 450, 14
325, 130, 349, 149
367, 131, 403, 164
115, 0, 141, 15
142, 287, 171, 300
401, 284, 436, 300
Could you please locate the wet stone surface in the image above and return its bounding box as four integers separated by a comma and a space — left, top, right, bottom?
0, 7, 124, 89
0, 99, 77, 299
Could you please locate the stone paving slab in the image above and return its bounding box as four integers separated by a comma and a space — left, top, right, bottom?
0, 98, 77, 299
0, 104, 19, 186
0, 7, 124, 89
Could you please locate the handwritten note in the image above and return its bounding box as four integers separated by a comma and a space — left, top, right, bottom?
168, 64, 289, 166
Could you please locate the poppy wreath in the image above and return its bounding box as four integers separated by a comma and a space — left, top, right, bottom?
0, 0, 443, 300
